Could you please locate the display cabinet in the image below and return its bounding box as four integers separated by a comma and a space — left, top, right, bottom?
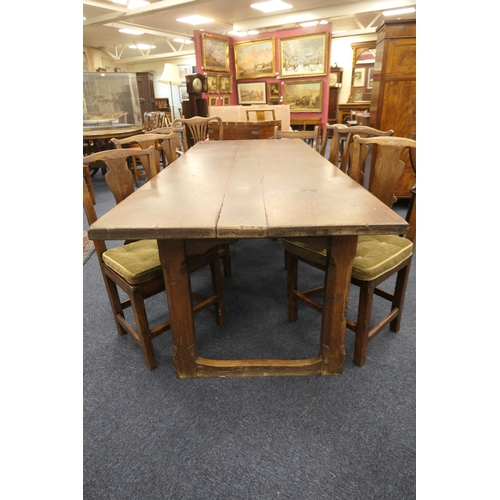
83, 72, 142, 129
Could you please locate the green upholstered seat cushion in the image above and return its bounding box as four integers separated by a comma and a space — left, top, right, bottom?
103, 239, 221, 285
282, 235, 413, 282
103, 240, 162, 285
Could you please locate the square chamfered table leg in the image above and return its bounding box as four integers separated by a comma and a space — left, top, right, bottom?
319, 235, 358, 375
157, 239, 197, 378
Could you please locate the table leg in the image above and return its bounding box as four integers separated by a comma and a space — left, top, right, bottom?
157, 239, 197, 378
320, 235, 358, 375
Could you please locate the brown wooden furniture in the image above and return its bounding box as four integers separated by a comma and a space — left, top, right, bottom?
337, 103, 370, 125
88, 140, 409, 378
208, 120, 281, 141
320, 124, 394, 187
282, 135, 416, 367
143, 111, 169, 131
246, 108, 276, 122
149, 126, 189, 155
83, 147, 226, 371
290, 117, 322, 131
273, 125, 320, 152
327, 66, 343, 124
136, 72, 156, 116
369, 18, 416, 198
111, 133, 177, 184
172, 116, 224, 147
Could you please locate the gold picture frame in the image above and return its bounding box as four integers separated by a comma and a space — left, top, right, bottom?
283, 80, 323, 113
218, 74, 232, 93
233, 38, 276, 80
222, 96, 230, 105
209, 97, 218, 106
279, 32, 328, 78
206, 73, 219, 93
268, 82, 280, 104
201, 33, 230, 72
237, 82, 267, 105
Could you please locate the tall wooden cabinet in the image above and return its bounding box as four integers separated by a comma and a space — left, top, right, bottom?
135, 72, 156, 116
369, 19, 416, 198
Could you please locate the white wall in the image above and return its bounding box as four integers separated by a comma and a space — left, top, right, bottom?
330, 34, 376, 104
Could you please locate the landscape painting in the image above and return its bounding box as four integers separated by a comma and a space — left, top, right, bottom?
233, 38, 276, 80
283, 80, 323, 112
279, 33, 328, 78
201, 33, 229, 72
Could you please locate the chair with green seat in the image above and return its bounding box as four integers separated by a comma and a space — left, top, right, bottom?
282, 135, 416, 367
83, 147, 226, 371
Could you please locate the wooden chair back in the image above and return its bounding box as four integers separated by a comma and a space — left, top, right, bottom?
351, 134, 417, 242
273, 125, 320, 152
82, 146, 157, 204
149, 126, 189, 153
246, 109, 276, 122
172, 116, 224, 148
143, 111, 169, 131
321, 124, 394, 181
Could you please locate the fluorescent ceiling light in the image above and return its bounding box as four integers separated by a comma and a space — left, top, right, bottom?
382, 7, 415, 16
176, 15, 214, 25
300, 21, 319, 27
119, 28, 144, 35
129, 43, 156, 49
248, 30, 260, 35
319, 20, 328, 25
251, 1, 293, 13
228, 30, 248, 36
173, 38, 193, 44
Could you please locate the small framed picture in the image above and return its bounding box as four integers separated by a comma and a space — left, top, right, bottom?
268, 82, 280, 104
237, 82, 266, 105
206, 73, 219, 93
222, 96, 230, 106
218, 74, 232, 93
209, 97, 218, 106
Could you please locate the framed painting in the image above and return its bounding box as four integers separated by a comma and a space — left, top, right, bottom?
177, 64, 190, 83
179, 85, 189, 101
218, 74, 232, 93
233, 38, 276, 80
283, 80, 323, 113
222, 96, 230, 106
268, 81, 280, 104
279, 32, 328, 78
237, 82, 266, 105
209, 97, 218, 106
201, 33, 230, 72
366, 67, 374, 90
206, 73, 219, 93
353, 67, 365, 87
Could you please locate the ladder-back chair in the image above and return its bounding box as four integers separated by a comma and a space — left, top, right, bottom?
273, 125, 320, 152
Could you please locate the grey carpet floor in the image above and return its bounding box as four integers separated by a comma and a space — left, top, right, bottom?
83, 173, 416, 499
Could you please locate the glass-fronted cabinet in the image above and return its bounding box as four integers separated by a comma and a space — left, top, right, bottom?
83, 72, 142, 129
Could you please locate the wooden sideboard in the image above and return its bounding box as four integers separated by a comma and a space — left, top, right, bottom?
369, 18, 416, 199
208, 120, 282, 140
337, 103, 371, 125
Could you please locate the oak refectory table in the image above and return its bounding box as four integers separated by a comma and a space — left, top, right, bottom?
88, 139, 408, 378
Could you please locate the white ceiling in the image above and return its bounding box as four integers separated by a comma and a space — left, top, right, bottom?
83, 0, 416, 63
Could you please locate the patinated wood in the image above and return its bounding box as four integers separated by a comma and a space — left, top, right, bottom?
88, 140, 409, 378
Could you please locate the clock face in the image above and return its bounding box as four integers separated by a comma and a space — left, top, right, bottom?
193, 77, 203, 93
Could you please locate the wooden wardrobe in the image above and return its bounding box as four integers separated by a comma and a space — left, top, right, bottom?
369, 18, 416, 199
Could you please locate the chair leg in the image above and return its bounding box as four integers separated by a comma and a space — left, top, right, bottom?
129, 292, 158, 370
286, 251, 299, 322
99, 270, 129, 336
353, 281, 375, 367
390, 262, 412, 332
210, 258, 226, 326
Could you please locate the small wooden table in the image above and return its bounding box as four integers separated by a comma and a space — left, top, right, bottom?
88, 140, 408, 378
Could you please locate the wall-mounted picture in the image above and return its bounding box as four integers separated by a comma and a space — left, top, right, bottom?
222, 96, 230, 106
209, 97, 218, 106
177, 64, 190, 82
283, 80, 323, 112
353, 67, 365, 87
206, 73, 219, 93
268, 82, 280, 104
218, 74, 232, 93
353, 89, 363, 102
237, 82, 266, 104
201, 33, 229, 72
366, 67, 374, 90
179, 85, 189, 101
233, 38, 276, 80
279, 32, 328, 78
